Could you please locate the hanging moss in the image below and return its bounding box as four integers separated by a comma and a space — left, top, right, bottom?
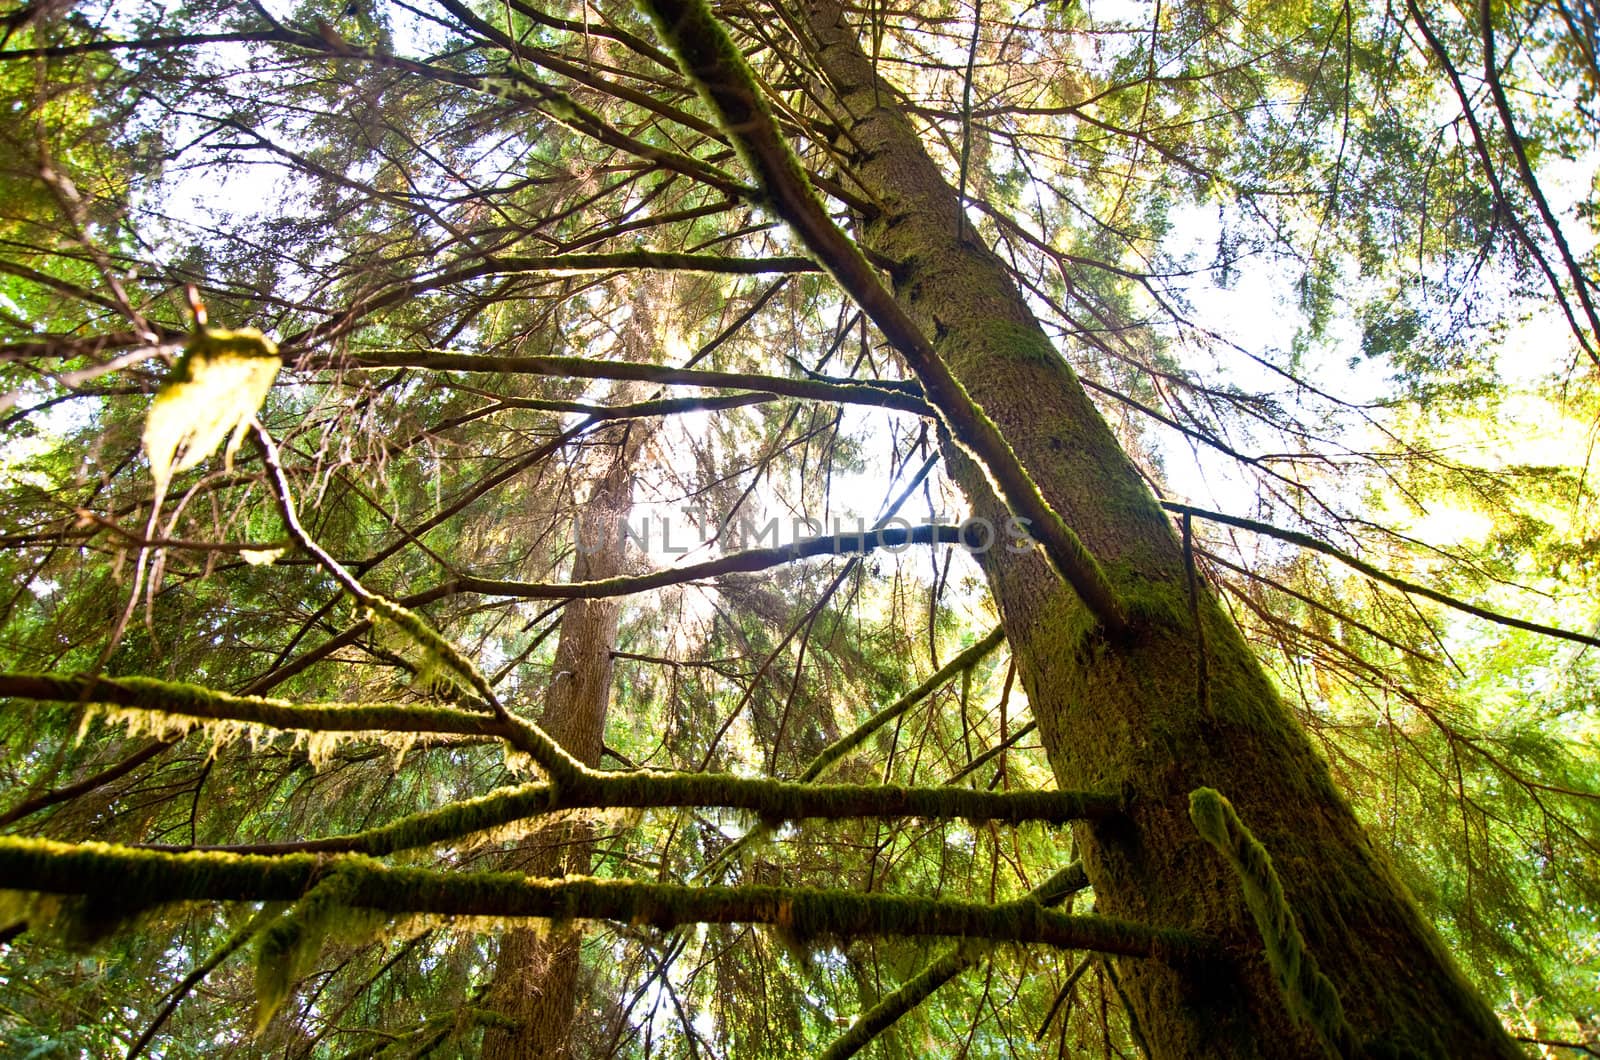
364, 598, 487, 707
0, 671, 508, 738
1189, 787, 1359, 1059
51, 894, 159, 948
143, 325, 280, 497
255, 863, 384, 1032
366, 595, 583, 781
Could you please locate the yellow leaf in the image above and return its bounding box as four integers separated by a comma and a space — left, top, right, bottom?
143, 327, 281, 496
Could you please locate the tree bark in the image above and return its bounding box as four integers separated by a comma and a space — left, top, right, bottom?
798, 2, 1519, 1055
483, 424, 640, 1060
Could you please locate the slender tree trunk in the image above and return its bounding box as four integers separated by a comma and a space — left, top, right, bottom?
799, 2, 1518, 1055
483, 425, 640, 1059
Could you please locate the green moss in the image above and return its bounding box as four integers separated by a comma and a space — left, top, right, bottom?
255, 864, 384, 1031
959, 319, 1061, 371
0, 836, 1203, 959
1115, 573, 1189, 630
364, 598, 486, 705
303, 782, 558, 856
0, 671, 507, 738
578, 770, 1123, 824
1189, 787, 1358, 1059
1050, 562, 1190, 665
186, 326, 278, 360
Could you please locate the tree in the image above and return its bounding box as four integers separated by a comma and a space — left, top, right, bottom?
0, 0, 1596, 1057
484, 353, 653, 1058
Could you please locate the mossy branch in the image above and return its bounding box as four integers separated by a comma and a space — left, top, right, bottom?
823, 946, 976, 1059
1188, 788, 1358, 1059
577, 770, 1121, 825
822, 862, 1089, 1059
325, 1000, 516, 1060
635, 0, 1130, 636
144, 777, 1119, 858
0, 836, 1203, 959
0, 672, 510, 737
251, 421, 584, 784
0, 671, 1119, 830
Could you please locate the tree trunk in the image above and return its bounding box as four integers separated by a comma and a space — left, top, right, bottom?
483, 426, 639, 1060
799, 2, 1518, 1055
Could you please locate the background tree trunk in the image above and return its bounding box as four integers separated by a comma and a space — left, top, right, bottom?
799, 2, 1519, 1054
483, 423, 641, 1059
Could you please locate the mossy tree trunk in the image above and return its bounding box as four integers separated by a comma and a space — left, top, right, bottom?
483, 423, 640, 1059
798, 1, 1519, 1054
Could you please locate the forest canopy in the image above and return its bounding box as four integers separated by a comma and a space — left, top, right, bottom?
0, 0, 1597, 1056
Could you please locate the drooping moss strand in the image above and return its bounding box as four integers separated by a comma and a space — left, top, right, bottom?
1189, 787, 1358, 1059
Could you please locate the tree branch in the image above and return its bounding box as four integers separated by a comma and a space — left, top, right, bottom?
311, 351, 935, 416
251, 421, 588, 782
0, 836, 1200, 959
1165, 501, 1600, 650
0, 676, 1122, 832
822, 862, 1090, 1058
454, 523, 980, 600
0, 737, 179, 829
291, 251, 819, 349
637, 0, 1130, 635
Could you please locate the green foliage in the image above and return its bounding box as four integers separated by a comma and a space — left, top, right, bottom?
0, 0, 1598, 1055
